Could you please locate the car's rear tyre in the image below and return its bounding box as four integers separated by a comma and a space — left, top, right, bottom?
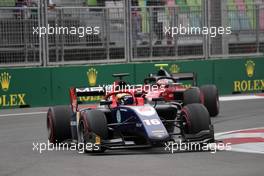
181, 103, 211, 134
47, 105, 72, 143
183, 87, 202, 105
79, 110, 108, 153
200, 85, 219, 117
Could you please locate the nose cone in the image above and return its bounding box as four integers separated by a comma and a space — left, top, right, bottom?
131, 105, 170, 142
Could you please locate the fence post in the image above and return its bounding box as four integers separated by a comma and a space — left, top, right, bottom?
173, 7, 178, 57
203, 0, 209, 59
256, 4, 260, 53
124, 0, 131, 63
39, 0, 48, 67
221, 0, 229, 55
38, 1, 42, 65
106, 8, 110, 60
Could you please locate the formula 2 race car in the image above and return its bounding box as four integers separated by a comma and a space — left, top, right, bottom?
143, 64, 219, 117
47, 82, 214, 153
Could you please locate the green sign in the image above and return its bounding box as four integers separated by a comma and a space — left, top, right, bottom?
0, 68, 51, 108
1, 57, 263, 109
214, 58, 264, 94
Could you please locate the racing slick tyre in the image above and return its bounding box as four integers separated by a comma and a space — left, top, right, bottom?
47, 105, 72, 144
181, 103, 212, 134
78, 110, 108, 153
183, 87, 202, 105
200, 85, 219, 117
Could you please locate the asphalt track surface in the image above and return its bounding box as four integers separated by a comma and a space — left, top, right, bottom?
0, 99, 264, 176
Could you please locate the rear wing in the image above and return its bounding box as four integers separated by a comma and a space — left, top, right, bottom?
171, 72, 197, 86
70, 87, 105, 112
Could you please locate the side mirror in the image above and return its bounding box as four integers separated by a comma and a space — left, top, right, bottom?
100, 100, 112, 106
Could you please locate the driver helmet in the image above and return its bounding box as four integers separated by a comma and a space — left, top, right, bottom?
157, 79, 173, 85
116, 93, 134, 105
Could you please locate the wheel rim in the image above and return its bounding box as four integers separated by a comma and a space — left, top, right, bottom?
181, 110, 190, 134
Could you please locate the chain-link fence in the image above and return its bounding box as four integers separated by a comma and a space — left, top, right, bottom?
0, 0, 264, 67
130, 5, 205, 61
46, 6, 126, 65
219, 1, 264, 56
0, 6, 41, 66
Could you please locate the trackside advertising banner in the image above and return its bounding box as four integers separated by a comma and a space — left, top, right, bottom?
50, 64, 135, 105
214, 58, 264, 94
0, 57, 263, 108
0, 68, 51, 108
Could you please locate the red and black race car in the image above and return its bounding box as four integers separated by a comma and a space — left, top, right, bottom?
143, 64, 219, 117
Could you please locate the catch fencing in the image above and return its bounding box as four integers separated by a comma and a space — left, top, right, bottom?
0, 0, 263, 66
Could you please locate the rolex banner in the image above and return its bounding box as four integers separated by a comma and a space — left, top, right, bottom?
0, 57, 263, 108
0, 68, 52, 108
214, 58, 264, 94
50, 64, 135, 106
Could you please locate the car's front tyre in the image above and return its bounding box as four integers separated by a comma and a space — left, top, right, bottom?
78, 110, 108, 153
47, 105, 72, 143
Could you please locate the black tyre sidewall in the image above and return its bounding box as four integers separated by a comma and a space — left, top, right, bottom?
79, 110, 108, 153
81, 110, 108, 140
47, 105, 72, 143
200, 85, 219, 117
183, 87, 202, 105
181, 103, 211, 134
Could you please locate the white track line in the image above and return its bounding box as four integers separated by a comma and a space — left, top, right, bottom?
219, 95, 264, 101
216, 133, 264, 140
228, 143, 264, 154
0, 112, 46, 118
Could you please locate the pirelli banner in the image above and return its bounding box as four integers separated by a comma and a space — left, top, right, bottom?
213, 58, 264, 94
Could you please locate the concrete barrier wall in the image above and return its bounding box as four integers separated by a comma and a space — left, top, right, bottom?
0, 57, 263, 108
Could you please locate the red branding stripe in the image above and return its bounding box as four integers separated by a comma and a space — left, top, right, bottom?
256, 93, 264, 97
79, 104, 97, 109
222, 137, 264, 145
